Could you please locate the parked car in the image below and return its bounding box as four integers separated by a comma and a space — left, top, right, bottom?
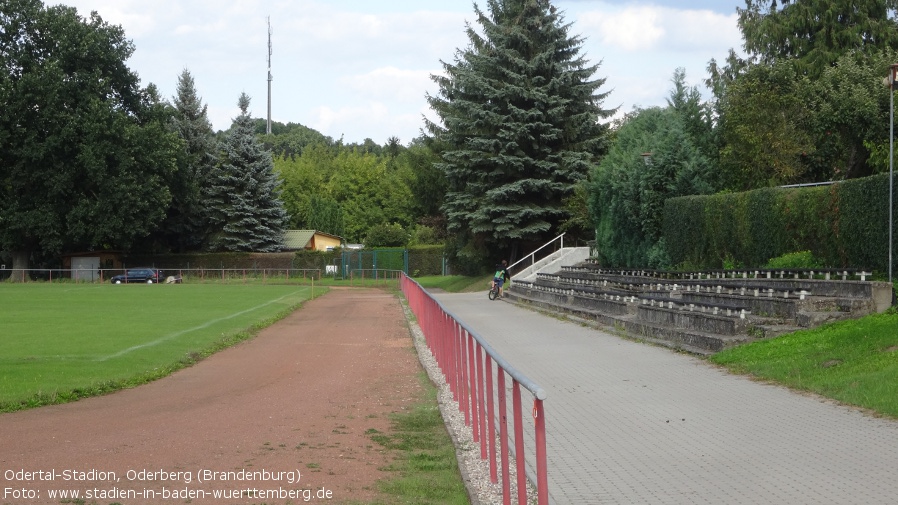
110, 268, 164, 284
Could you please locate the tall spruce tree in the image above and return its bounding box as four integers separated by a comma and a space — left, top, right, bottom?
204, 93, 287, 252
738, 0, 898, 78
161, 69, 218, 252
426, 0, 614, 262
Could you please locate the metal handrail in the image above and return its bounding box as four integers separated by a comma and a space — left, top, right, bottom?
401, 273, 549, 504
507, 233, 565, 277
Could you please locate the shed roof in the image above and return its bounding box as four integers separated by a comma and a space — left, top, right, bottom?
283, 230, 316, 250
283, 230, 345, 250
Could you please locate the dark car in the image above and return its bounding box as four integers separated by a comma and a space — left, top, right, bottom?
110, 268, 165, 284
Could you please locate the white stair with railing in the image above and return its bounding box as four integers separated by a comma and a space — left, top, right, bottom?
507, 233, 591, 282
512, 247, 590, 282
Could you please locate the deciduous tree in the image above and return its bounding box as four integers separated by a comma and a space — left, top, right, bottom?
718, 61, 816, 189
0, 0, 178, 272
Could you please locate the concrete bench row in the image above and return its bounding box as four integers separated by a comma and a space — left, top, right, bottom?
537, 272, 810, 301
638, 294, 750, 319
516, 279, 638, 303
517, 279, 755, 329
567, 264, 874, 282
683, 283, 810, 300
509, 262, 892, 353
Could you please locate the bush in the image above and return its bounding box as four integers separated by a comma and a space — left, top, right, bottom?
408, 225, 441, 246
765, 251, 822, 269
365, 223, 409, 248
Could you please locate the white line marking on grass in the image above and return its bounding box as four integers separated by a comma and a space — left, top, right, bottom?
97, 289, 307, 362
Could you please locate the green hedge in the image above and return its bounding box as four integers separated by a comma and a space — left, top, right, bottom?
664, 173, 895, 272
124, 252, 296, 270
407, 245, 445, 276
126, 247, 446, 277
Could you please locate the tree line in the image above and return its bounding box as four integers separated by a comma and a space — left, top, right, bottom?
590, 0, 898, 269
4, 0, 898, 274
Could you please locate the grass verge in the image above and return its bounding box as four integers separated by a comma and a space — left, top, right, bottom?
414, 275, 492, 293
352, 373, 469, 505
710, 308, 898, 418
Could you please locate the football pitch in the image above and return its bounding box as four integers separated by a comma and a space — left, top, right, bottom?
0, 283, 321, 410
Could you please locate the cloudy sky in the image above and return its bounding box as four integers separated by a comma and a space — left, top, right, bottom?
53, 0, 746, 145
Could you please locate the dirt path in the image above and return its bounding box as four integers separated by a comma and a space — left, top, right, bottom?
0, 287, 424, 504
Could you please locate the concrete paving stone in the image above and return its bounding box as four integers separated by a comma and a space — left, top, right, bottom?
434, 292, 898, 505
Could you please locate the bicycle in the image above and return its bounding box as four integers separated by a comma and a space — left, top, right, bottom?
488, 280, 500, 300
489, 278, 509, 300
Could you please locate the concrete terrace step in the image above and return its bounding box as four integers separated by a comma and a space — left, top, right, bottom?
504, 288, 751, 355
509, 261, 890, 354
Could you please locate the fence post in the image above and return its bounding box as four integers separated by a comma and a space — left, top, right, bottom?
476, 343, 487, 459
468, 334, 480, 443
452, 321, 461, 402
498, 370, 511, 505
461, 330, 471, 427
486, 357, 498, 483
513, 380, 526, 505
535, 398, 548, 505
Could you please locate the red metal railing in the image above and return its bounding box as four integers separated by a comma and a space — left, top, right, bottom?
401, 273, 549, 505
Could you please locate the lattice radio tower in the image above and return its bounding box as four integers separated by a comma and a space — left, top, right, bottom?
266, 16, 273, 134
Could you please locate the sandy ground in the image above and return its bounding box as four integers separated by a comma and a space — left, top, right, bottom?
0, 287, 424, 504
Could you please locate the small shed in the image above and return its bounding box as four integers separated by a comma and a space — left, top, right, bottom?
62, 251, 124, 281
283, 230, 344, 252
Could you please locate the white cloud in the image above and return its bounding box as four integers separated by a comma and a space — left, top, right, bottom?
344, 67, 437, 103
568, 4, 742, 116
310, 102, 390, 141
59, 0, 159, 38
664, 10, 742, 53
578, 6, 739, 54
53, 1, 744, 144
582, 7, 665, 52
173, 19, 230, 36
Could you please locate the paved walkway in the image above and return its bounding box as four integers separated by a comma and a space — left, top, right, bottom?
433, 292, 898, 505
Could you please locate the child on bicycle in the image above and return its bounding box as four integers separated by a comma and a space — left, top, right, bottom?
491, 260, 510, 298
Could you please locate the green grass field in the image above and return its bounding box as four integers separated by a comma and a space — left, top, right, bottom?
0, 283, 322, 410
711, 309, 898, 418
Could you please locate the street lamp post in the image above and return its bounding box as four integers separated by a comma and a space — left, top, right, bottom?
640, 152, 653, 166
890, 65, 898, 283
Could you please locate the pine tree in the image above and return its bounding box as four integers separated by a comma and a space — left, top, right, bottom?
205, 93, 288, 252
426, 0, 614, 261
161, 69, 218, 251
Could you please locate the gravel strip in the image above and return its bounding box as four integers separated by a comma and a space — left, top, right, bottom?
403, 299, 537, 505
